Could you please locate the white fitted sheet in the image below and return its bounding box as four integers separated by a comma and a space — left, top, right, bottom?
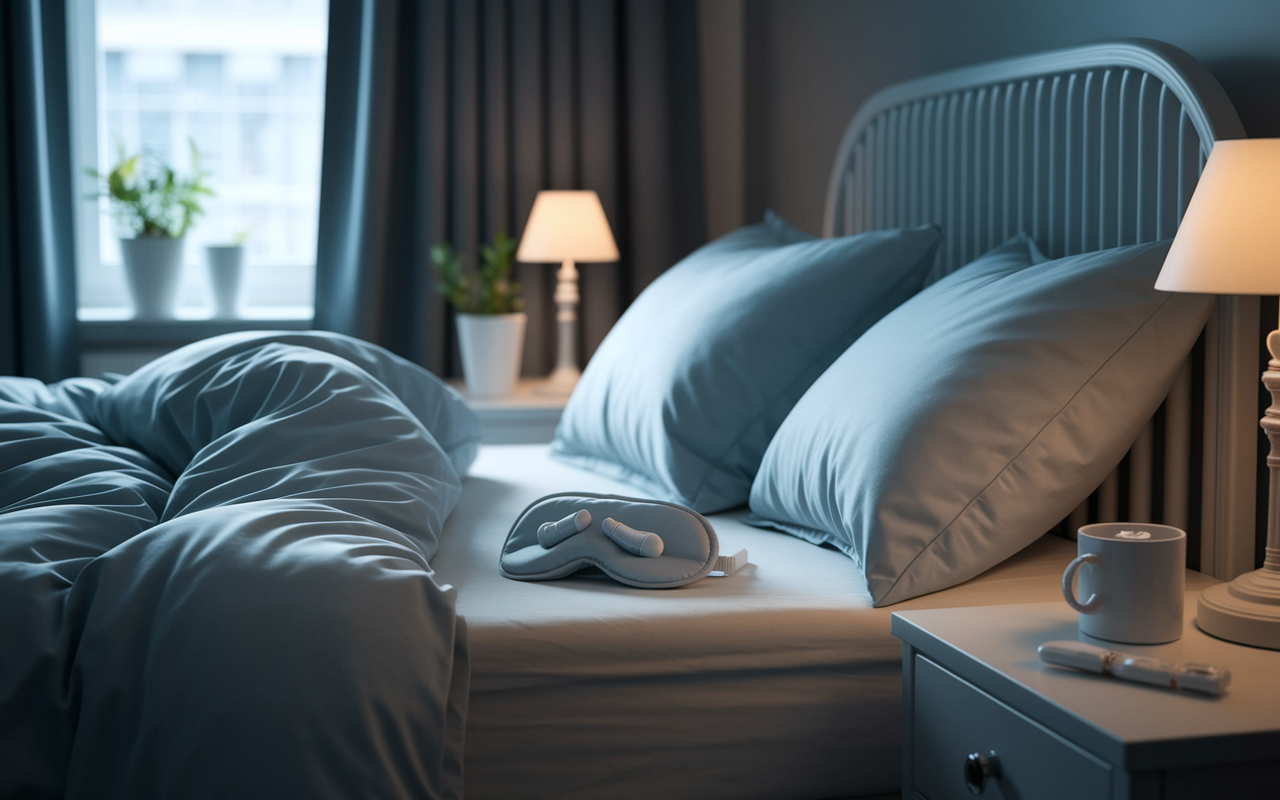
431, 445, 1079, 800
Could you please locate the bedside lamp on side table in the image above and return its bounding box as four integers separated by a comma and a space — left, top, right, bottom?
1155, 138, 1280, 649
516, 191, 619, 396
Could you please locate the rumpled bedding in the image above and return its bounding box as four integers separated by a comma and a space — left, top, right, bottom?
0, 331, 479, 800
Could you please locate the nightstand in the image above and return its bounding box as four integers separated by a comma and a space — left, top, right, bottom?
892, 596, 1280, 799
449, 379, 570, 444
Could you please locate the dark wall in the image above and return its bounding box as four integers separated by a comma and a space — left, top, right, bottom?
744, 0, 1280, 234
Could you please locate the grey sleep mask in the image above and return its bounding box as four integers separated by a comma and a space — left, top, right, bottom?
500, 493, 742, 588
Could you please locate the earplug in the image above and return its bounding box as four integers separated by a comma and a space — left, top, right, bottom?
538, 509, 593, 548
602, 518, 664, 558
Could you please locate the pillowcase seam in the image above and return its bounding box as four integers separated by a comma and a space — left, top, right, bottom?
878, 291, 1176, 602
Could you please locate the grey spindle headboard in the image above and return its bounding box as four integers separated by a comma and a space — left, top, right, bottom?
823, 39, 1256, 580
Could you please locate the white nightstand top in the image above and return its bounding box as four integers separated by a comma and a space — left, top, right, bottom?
448, 378, 572, 412
448, 379, 571, 444
893, 595, 1280, 772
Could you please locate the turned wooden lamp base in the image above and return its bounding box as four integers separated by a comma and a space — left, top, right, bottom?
1198, 330, 1280, 650
532, 258, 581, 397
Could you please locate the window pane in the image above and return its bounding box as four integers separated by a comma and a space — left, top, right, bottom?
80, 0, 329, 320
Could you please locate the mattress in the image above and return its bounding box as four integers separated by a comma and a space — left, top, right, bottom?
431, 444, 1080, 800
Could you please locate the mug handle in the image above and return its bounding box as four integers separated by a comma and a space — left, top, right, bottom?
1062, 553, 1102, 614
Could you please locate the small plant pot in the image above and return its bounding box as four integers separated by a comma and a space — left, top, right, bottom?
456, 312, 527, 397
205, 244, 245, 318
120, 236, 185, 320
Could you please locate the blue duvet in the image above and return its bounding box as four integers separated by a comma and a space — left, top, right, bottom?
0, 332, 480, 800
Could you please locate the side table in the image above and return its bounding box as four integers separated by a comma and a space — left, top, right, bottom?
449, 378, 570, 444
893, 595, 1280, 799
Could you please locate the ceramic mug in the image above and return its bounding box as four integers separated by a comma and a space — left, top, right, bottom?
1062, 522, 1186, 644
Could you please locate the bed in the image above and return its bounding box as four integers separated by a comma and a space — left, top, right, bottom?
442, 37, 1250, 800
438, 447, 1112, 799
0, 39, 1250, 800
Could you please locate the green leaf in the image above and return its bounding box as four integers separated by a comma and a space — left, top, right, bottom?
90, 144, 215, 239
433, 231, 524, 313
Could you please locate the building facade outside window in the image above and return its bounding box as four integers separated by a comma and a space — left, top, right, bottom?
73, 0, 329, 320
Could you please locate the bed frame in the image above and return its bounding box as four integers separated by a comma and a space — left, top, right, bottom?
823, 39, 1253, 581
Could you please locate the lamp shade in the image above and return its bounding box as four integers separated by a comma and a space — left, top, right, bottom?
516, 190, 620, 264
1155, 138, 1280, 295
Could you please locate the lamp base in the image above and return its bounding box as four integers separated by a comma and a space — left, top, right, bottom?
534, 366, 580, 397
1197, 568, 1280, 649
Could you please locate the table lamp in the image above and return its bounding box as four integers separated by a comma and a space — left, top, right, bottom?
516, 190, 619, 394
1155, 138, 1280, 649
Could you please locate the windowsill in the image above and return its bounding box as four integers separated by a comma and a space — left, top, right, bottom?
79, 310, 314, 346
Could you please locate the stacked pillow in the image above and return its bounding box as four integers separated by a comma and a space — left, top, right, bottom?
747, 237, 1213, 605
551, 212, 942, 513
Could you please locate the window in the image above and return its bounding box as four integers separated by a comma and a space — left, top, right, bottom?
71, 0, 329, 321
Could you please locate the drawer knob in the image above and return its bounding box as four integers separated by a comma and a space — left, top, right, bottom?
963, 750, 1000, 794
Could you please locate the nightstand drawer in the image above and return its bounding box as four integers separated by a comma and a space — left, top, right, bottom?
913, 655, 1110, 800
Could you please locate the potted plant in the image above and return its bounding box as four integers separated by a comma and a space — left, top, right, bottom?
89, 141, 212, 319
433, 232, 526, 397
206, 229, 250, 319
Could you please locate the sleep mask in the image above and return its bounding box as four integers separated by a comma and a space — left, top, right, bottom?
499, 493, 745, 589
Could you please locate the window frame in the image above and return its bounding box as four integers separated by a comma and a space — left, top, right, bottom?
65, 0, 326, 330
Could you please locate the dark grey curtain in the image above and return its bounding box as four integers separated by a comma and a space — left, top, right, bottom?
314, 0, 705, 376
0, 0, 79, 380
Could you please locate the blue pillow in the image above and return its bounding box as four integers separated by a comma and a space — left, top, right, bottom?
746, 237, 1213, 605
551, 212, 942, 513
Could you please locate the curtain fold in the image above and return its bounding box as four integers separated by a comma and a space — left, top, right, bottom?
314, 0, 705, 376
0, 0, 79, 380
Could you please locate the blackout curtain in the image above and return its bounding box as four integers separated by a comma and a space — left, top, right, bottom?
314, 0, 705, 376
0, 0, 79, 380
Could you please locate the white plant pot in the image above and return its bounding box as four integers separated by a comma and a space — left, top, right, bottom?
120, 236, 184, 320
206, 244, 245, 318
456, 312, 527, 397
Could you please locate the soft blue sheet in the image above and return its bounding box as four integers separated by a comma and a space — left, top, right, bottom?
0, 332, 477, 800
